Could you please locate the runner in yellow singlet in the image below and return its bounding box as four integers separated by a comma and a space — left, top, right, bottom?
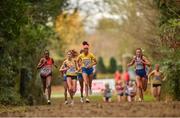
77, 41, 97, 103
148, 64, 165, 101
61, 50, 78, 105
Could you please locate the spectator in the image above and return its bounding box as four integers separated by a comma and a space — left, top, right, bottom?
123, 69, 130, 85
114, 70, 121, 84
125, 81, 136, 102
116, 80, 125, 102
102, 83, 112, 102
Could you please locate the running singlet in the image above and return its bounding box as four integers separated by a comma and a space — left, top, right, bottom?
135, 56, 145, 70
77, 53, 96, 68
126, 86, 135, 96
64, 59, 77, 76
116, 84, 124, 94
152, 72, 163, 85
114, 71, 121, 82
123, 72, 130, 84
40, 58, 54, 77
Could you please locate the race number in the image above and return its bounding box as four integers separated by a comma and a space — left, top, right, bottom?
83, 59, 91, 68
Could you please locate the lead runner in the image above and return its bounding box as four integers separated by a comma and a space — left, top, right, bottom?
77, 41, 97, 103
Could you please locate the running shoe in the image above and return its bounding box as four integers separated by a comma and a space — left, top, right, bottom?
85, 98, 90, 103
80, 97, 84, 103
70, 100, 74, 105
138, 98, 143, 102
64, 100, 68, 105
47, 100, 51, 105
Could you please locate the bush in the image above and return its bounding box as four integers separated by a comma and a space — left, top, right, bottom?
154, 0, 180, 101
0, 87, 22, 105
117, 65, 123, 72
108, 57, 117, 73
96, 57, 107, 73
162, 60, 180, 100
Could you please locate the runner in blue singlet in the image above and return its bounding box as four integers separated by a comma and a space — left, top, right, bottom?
127, 48, 151, 101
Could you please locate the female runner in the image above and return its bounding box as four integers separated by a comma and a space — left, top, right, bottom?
127, 48, 151, 101
77, 41, 97, 103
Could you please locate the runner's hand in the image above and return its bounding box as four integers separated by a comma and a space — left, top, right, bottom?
37, 64, 43, 69
127, 64, 131, 67
54, 65, 58, 68
140, 59, 147, 65
64, 67, 69, 71
86, 65, 92, 69
75, 70, 79, 74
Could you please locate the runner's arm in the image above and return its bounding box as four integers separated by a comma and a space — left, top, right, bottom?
162, 76, 166, 81
89, 53, 97, 68
37, 58, 45, 69
161, 72, 166, 81
51, 58, 58, 68
77, 64, 82, 72
54, 64, 58, 68
148, 70, 155, 79
87, 54, 97, 69
90, 58, 97, 68
59, 61, 68, 72
76, 56, 82, 71
74, 59, 79, 72
142, 56, 151, 66
127, 56, 135, 67
59, 64, 65, 72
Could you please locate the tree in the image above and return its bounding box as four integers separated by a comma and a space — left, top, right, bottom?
108, 57, 117, 73
55, 9, 85, 52
96, 57, 107, 73
154, 0, 180, 100
117, 65, 123, 72
0, 0, 66, 105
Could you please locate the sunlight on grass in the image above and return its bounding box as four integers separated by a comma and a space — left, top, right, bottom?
97, 73, 114, 79
52, 93, 154, 102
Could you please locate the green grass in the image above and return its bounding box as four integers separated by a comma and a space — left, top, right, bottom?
144, 94, 154, 102
89, 95, 154, 102
52, 93, 154, 102
96, 73, 114, 79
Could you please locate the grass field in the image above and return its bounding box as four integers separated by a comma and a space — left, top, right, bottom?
0, 97, 180, 117
51, 93, 154, 102
1, 85, 180, 117
51, 85, 154, 102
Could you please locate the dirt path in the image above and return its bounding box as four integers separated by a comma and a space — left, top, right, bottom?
0, 98, 180, 117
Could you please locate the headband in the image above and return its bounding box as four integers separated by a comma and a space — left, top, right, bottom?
83, 44, 89, 49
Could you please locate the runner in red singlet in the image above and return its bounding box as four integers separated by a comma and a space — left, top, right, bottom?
37, 50, 57, 105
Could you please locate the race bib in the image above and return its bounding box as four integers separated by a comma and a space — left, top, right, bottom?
83, 59, 91, 67
40, 66, 52, 77
155, 76, 161, 80
67, 66, 76, 74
